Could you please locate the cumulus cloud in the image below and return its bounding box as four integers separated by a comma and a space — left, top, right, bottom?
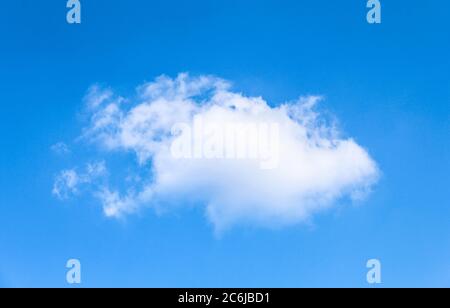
55, 73, 379, 231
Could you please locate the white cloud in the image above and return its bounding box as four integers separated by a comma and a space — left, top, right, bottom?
83, 84, 114, 110
52, 169, 79, 199
57, 73, 379, 231
51, 142, 70, 155
52, 161, 106, 200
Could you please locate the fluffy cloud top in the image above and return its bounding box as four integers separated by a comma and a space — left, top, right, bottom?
55, 73, 379, 231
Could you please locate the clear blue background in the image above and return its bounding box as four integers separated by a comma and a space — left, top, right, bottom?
0, 0, 448, 287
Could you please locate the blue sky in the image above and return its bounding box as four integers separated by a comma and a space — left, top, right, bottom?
0, 0, 449, 287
